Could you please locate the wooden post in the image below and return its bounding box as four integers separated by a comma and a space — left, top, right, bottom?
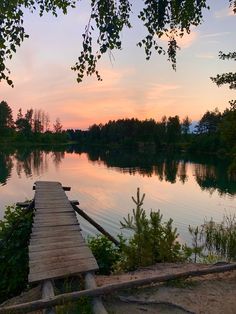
42, 280, 55, 314
84, 272, 108, 314
71, 203, 120, 246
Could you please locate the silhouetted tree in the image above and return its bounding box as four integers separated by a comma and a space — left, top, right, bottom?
25, 109, 34, 129
220, 105, 236, 151
15, 118, 32, 137
196, 109, 221, 134
0, 101, 14, 134
53, 118, 63, 133
181, 116, 191, 135
166, 115, 181, 143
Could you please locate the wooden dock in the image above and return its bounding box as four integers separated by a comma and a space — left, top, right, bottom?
28, 181, 99, 283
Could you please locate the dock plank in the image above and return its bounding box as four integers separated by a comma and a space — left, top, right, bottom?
28, 181, 98, 283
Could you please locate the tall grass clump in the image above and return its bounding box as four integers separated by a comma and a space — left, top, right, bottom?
202, 214, 236, 261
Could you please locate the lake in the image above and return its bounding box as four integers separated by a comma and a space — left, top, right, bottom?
1, 146, 236, 244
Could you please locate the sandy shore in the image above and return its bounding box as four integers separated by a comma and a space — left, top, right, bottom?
2, 263, 236, 313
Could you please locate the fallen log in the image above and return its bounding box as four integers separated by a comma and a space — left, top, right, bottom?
1, 263, 236, 313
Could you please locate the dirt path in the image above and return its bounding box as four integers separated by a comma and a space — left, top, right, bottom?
96, 263, 236, 314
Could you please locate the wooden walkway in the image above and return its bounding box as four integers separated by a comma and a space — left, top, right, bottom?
28, 181, 98, 283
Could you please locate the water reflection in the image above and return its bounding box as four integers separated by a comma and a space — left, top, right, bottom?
0, 146, 235, 196
0, 152, 13, 185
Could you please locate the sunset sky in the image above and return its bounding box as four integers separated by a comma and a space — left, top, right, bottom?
0, 0, 235, 130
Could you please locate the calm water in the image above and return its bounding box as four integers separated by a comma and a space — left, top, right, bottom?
0, 146, 236, 244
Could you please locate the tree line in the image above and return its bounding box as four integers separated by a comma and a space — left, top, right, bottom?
1, 100, 236, 157
0, 101, 68, 143
67, 103, 236, 156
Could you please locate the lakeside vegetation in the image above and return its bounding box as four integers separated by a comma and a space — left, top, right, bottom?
1, 188, 236, 304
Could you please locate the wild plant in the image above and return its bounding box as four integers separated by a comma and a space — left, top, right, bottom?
202, 214, 236, 261
119, 188, 182, 270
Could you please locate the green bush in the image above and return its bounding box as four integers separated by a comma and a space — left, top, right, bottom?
119, 188, 183, 270
0, 205, 33, 303
87, 235, 121, 274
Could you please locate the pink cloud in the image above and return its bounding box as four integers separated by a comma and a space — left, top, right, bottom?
159, 30, 198, 49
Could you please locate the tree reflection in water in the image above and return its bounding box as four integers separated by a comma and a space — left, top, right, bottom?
0, 146, 235, 196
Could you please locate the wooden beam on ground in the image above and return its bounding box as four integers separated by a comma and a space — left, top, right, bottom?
41, 280, 55, 314
1, 263, 236, 313
84, 272, 108, 314
71, 204, 119, 246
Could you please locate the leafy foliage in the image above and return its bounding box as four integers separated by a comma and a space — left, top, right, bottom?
211, 51, 236, 106
88, 234, 121, 274
0, 0, 76, 86
0, 205, 33, 303
2, 1, 236, 85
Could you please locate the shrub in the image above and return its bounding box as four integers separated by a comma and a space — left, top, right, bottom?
87, 235, 121, 274
119, 188, 183, 270
0, 205, 33, 303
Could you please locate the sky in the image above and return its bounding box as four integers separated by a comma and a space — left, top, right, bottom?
0, 0, 235, 130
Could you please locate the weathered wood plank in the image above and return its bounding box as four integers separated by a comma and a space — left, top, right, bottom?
33, 214, 76, 221
30, 229, 81, 240
30, 257, 97, 275
30, 234, 84, 245
35, 200, 68, 208
29, 262, 98, 282
34, 208, 73, 213
32, 223, 79, 228
29, 246, 93, 261
33, 185, 71, 191
34, 211, 75, 217
31, 224, 81, 234
29, 252, 97, 268
33, 216, 78, 224
29, 240, 86, 253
